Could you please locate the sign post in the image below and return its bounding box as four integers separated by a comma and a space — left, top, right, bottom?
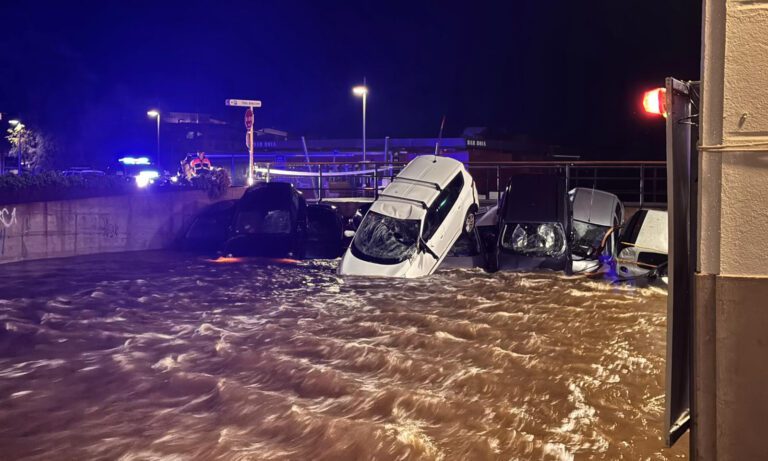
244, 107, 254, 185
225, 99, 262, 185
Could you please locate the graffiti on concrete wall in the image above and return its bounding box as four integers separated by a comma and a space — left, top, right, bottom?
0, 208, 18, 257
0, 208, 18, 228
98, 216, 119, 239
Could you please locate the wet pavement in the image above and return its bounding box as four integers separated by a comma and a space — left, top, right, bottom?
0, 251, 687, 460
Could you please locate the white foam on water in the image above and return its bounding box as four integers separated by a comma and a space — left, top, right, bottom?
0, 252, 682, 460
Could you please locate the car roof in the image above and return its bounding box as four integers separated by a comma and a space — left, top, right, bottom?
396, 155, 463, 188
570, 188, 621, 226
634, 209, 668, 253
371, 156, 464, 220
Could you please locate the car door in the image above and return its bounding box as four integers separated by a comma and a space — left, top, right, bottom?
422, 173, 465, 267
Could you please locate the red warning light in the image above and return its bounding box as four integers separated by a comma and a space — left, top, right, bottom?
642, 88, 667, 117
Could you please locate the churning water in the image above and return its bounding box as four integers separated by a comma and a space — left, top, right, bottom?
0, 251, 687, 460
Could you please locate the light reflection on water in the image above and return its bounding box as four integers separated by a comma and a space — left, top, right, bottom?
0, 251, 687, 460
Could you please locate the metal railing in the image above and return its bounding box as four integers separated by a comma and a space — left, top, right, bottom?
244, 160, 667, 207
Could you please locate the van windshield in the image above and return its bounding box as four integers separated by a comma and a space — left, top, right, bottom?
571, 220, 609, 259
351, 211, 420, 264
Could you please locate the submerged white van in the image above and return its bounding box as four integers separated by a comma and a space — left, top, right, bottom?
338, 156, 479, 278
617, 209, 668, 282
570, 188, 624, 273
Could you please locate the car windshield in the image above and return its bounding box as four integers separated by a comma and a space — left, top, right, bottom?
351, 211, 420, 264
500, 222, 567, 257
571, 220, 610, 259
235, 209, 292, 234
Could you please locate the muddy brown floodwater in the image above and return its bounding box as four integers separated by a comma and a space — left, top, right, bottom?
0, 251, 688, 460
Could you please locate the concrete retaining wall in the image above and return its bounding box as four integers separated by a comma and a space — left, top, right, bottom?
0, 188, 245, 265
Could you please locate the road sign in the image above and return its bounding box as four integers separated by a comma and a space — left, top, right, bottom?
225, 99, 262, 108
245, 107, 254, 130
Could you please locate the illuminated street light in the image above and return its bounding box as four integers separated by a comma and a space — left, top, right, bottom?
352, 84, 368, 162
9, 119, 21, 126
147, 109, 161, 166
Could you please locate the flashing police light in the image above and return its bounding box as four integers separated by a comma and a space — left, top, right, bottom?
135, 170, 160, 188
119, 156, 151, 165
642, 88, 667, 117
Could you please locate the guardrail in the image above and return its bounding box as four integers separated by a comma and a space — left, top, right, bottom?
245, 160, 667, 207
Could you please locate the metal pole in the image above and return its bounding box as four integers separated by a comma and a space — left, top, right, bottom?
318, 169, 323, 200
301, 136, 316, 195
156, 115, 161, 169
496, 165, 500, 205
248, 107, 254, 186
362, 92, 367, 162
639, 164, 645, 208
384, 136, 389, 164
373, 163, 378, 200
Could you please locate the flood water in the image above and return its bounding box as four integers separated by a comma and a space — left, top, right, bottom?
0, 251, 687, 460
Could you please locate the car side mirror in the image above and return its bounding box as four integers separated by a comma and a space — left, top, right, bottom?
418, 237, 439, 259
344, 230, 355, 238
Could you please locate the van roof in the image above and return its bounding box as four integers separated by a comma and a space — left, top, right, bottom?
634, 209, 668, 253
571, 188, 621, 227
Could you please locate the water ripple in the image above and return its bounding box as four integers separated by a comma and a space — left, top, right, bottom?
0, 250, 686, 460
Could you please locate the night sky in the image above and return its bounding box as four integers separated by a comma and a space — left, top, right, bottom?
0, 1, 701, 166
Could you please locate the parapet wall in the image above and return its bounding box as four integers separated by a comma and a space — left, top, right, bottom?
0, 188, 244, 265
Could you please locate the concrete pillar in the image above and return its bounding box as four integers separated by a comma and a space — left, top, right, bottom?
698, 1, 768, 459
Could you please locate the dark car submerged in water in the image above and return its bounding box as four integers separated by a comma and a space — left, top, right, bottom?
223, 182, 308, 258
487, 174, 573, 273
305, 202, 349, 259
180, 182, 349, 259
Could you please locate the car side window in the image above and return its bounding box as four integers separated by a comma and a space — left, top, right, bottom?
423, 173, 464, 241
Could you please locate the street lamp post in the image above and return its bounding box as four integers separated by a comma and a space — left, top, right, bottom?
352, 85, 368, 162
147, 110, 160, 167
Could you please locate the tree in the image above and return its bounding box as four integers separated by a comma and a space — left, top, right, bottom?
5, 124, 58, 172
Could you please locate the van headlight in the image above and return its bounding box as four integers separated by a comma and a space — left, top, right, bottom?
618, 246, 637, 261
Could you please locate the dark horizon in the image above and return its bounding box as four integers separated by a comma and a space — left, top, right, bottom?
0, 1, 701, 166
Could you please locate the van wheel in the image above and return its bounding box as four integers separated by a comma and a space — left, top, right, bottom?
463, 210, 476, 234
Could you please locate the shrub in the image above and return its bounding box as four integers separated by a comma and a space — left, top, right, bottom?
0, 172, 134, 205
0, 168, 234, 205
